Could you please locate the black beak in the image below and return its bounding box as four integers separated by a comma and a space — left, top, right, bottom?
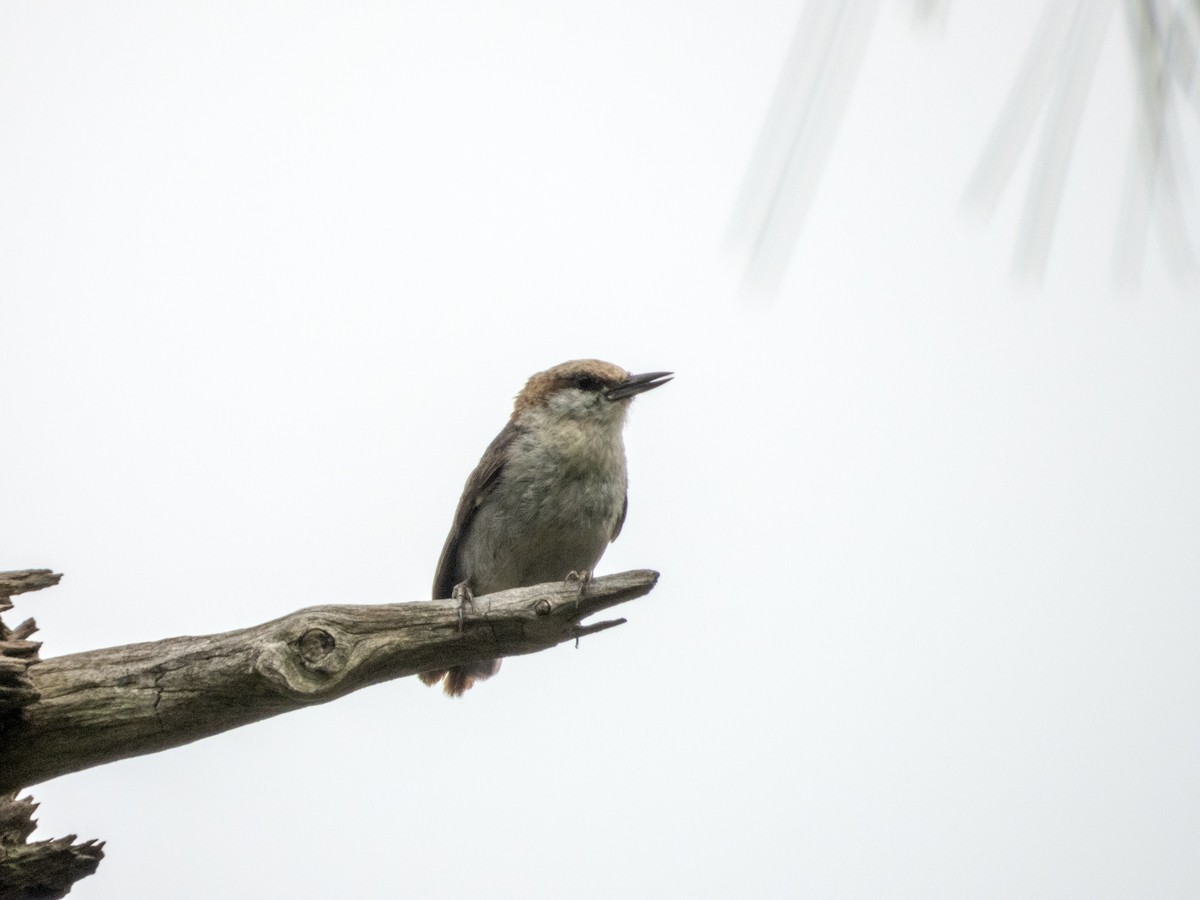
606, 371, 673, 401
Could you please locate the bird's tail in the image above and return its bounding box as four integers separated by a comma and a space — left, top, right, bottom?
418, 659, 502, 697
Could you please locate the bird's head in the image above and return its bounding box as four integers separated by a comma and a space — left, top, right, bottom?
513, 359, 672, 427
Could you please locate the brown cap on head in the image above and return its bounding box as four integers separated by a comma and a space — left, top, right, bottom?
513, 359, 631, 413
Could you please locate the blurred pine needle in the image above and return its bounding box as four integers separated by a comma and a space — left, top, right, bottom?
727, 0, 1199, 294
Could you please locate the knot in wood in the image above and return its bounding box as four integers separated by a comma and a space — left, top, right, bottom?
534, 598, 552, 617
298, 628, 335, 664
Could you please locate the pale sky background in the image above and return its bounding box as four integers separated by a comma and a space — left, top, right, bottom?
2, 2, 1199, 898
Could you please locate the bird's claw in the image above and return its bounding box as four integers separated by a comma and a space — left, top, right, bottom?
565, 570, 592, 614
565, 570, 592, 587
452, 581, 475, 634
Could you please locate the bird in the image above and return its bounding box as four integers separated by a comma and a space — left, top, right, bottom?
419, 359, 671, 697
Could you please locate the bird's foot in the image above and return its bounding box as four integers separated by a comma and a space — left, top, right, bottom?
565, 570, 592, 626
452, 581, 475, 634
565, 569, 592, 595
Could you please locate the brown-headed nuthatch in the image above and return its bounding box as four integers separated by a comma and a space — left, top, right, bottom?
419, 359, 671, 696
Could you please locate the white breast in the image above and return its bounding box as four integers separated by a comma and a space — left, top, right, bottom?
458, 406, 629, 594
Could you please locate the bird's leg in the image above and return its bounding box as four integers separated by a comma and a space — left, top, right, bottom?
565, 569, 592, 596
565, 570, 592, 631
452, 581, 475, 634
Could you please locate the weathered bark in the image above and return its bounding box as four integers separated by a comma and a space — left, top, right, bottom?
0, 565, 656, 895
0, 571, 56, 721
0, 793, 103, 900
0, 568, 658, 795
0, 572, 103, 899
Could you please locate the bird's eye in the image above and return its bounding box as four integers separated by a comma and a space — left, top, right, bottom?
574, 375, 603, 392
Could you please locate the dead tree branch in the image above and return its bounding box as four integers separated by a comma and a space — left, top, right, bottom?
0, 568, 658, 795
0, 571, 103, 900
0, 570, 57, 721
0, 793, 104, 900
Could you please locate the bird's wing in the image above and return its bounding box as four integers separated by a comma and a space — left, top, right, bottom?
432, 422, 522, 600
610, 491, 628, 543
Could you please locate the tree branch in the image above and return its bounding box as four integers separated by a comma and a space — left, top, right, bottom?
0, 571, 104, 899
0, 571, 54, 721
0, 793, 104, 900
0, 569, 658, 794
